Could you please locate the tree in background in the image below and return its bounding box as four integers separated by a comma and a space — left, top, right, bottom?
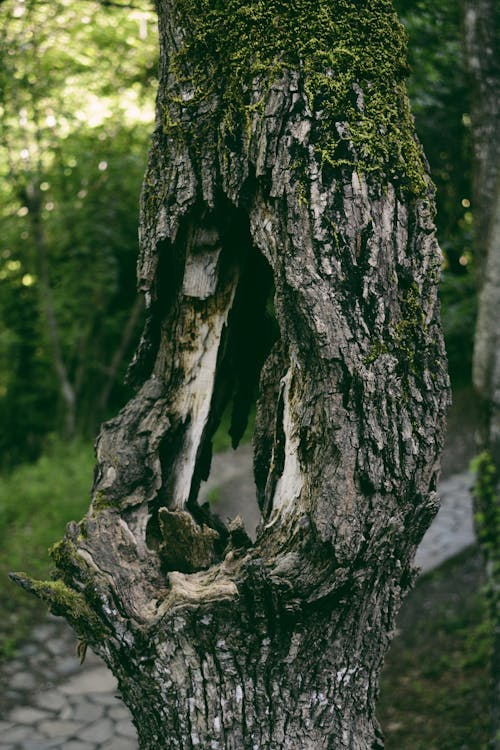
464, 0, 500, 746
0, 0, 156, 464
396, 0, 476, 385
13, 1, 449, 747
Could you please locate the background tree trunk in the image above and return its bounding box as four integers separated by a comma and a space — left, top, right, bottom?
464, 1, 500, 746
25, 180, 77, 439
12, 1, 450, 747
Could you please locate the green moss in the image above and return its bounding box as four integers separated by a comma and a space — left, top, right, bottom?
392, 283, 426, 373
32, 579, 90, 618
364, 340, 389, 365
298, 181, 309, 209
12, 537, 109, 642
92, 490, 113, 512
365, 283, 426, 374
49, 537, 82, 572
10, 573, 105, 639
167, 0, 427, 196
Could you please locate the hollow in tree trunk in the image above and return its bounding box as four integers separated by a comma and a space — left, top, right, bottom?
12, 2, 450, 748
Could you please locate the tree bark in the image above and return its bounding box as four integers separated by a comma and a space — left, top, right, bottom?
464, 1, 500, 746
12, 2, 450, 748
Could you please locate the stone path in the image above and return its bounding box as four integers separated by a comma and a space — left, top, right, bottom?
0, 449, 476, 750
414, 471, 475, 572
0, 619, 135, 750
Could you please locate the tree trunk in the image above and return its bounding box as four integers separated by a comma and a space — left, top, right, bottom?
12, 2, 450, 747
464, 1, 500, 746
25, 181, 77, 439
97, 295, 144, 415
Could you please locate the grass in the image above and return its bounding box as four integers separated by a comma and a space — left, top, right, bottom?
0, 439, 94, 659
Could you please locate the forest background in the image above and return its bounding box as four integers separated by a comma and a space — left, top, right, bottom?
0, 1, 488, 747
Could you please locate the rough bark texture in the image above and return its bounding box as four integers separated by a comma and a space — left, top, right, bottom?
12, 2, 450, 748
465, 1, 500, 746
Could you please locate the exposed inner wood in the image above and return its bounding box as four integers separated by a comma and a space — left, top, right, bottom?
264, 366, 304, 525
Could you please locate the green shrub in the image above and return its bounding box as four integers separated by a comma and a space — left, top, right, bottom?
0, 439, 94, 658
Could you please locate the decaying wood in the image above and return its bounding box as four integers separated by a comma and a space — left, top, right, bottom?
12, 2, 450, 748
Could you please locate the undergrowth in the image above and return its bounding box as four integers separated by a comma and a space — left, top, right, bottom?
379, 548, 492, 749
0, 440, 94, 659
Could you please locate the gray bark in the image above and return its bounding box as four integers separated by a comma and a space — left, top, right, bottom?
465, 1, 500, 746
464, 0, 500, 286
12, 2, 449, 748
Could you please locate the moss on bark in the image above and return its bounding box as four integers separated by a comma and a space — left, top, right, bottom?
8, 573, 106, 640
166, 0, 427, 195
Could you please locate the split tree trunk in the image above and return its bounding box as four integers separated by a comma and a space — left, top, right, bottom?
464, 1, 500, 746
12, 2, 450, 748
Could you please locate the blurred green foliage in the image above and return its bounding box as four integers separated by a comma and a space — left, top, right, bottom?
0, 439, 94, 658
0, 0, 157, 467
440, 269, 477, 385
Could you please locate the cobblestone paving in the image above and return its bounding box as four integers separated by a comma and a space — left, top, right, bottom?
415, 471, 475, 572
0, 450, 476, 749
0, 619, 135, 749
